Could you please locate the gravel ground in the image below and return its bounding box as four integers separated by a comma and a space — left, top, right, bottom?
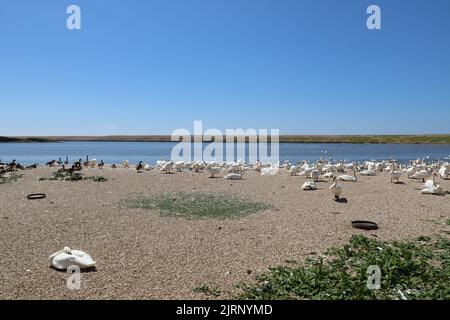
1, 166, 449, 299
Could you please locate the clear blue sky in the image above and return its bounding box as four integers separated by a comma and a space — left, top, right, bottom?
1, 0, 449, 135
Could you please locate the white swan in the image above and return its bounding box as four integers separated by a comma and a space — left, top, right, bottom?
337, 168, 357, 182
288, 165, 298, 176
323, 172, 337, 178
329, 177, 343, 200
299, 167, 314, 177
439, 164, 449, 180
253, 161, 262, 173
260, 165, 279, 176
422, 174, 445, 196
301, 181, 317, 190
49, 247, 96, 270
226, 163, 242, 173
192, 161, 203, 172
360, 169, 376, 176
173, 161, 185, 172
406, 164, 417, 178
161, 161, 174, 173
310, 168, 321, 181
412, 168, 433, 182
206, 164, 222, 178
224, 172, 243, 180
389, 162, 402, 183
335, 162, 345, 173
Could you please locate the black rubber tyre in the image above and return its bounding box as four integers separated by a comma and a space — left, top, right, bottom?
27, 193, 46, 200
351, 220, 379, 230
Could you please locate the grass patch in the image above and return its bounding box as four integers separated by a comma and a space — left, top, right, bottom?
122, 192, 271, 219
236, 235, 450, 300
0, 173, 23, 184
433, 218, 450, 226
193, 284, 222, 297
83, 176, 108, 182
39, 171, 107, 182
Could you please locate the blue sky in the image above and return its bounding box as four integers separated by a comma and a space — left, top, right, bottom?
1, 0, 449, 135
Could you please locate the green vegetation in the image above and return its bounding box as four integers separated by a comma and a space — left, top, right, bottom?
83, 175, 108, 182
3, 135, 450, 144
0, 173, 23, 184
0, 136, 51, 143
193, 285, 222, 297
279, 135, 450, 144
237, 235, 450, 300
39, 171, 108, 182
122, 192, 271, 219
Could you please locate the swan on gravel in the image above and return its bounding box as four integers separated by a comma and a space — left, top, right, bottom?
49, 247, 96, 270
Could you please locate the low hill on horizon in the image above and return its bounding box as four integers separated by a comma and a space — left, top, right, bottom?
3, 134, 450, 144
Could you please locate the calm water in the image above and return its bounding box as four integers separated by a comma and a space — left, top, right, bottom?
1, 142, 450, 165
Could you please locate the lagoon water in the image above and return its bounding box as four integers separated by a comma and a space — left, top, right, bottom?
1, 141, 450, 165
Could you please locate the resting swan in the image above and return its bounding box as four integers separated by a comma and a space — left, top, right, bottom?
360, 169, 376, 176
49, 247, 96, 270
337, 168, 357, 182
301, 181, 317, 190
224, 172, 243, 180
260, 165, 279, 176
412, 168, 432, 182
323, 172, 337, 178
422, 174, 445, 196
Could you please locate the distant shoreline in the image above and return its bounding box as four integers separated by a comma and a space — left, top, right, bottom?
2, 135, 450, 144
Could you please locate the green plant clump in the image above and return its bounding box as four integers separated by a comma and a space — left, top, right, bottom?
237, 235, 450, 300
0, 173, 23, 184
122, 192, 271, 219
